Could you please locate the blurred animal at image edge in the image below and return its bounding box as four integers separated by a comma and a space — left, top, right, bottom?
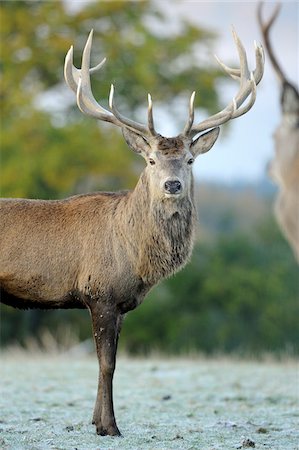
258, 2, 299, 263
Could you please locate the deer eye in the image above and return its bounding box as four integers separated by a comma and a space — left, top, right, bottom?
149, 158, 156, 166
187, 158, 194, 165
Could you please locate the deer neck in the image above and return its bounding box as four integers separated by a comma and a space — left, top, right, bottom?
121, 171, 197, 285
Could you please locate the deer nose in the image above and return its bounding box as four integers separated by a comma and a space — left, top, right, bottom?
164, 180, 182, 195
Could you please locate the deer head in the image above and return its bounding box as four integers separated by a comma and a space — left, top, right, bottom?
64, 29, 264, 200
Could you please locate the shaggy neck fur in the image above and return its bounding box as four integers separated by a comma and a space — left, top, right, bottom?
118, 170, 197, 286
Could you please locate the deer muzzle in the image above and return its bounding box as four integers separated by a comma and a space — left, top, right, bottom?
164, 179, 182, 195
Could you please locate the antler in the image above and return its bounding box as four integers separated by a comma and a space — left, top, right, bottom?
257, 2, 287, 84
183, 28, 264, 137
64, 30, 157, 137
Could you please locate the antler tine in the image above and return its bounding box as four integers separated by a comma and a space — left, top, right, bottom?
64, 32, 106, 94
185, 29, 264, 137
231, 29, 258, 110
214, 54, 241, 81
77, 30, 119, 124
147, 94, 157, 136
183, 91, 196, 135
257, 2, 286, 84
64, 46, 78, 93
108, 84, 155, 136
232, 27, 250, 86
253, 40, 265, 84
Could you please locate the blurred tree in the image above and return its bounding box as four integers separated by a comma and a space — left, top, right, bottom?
0, 0, 221, 199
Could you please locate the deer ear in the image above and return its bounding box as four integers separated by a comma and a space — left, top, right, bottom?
190, 127, 220, 157
122, 128, 151, 155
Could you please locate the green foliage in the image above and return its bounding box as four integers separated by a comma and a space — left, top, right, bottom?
0, 0, 221, 199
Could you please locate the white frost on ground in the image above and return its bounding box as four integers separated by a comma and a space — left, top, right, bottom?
0, 354, 298, 449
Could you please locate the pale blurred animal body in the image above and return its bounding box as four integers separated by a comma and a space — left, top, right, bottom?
0, 30, 264, 436
258, 2, 299, 262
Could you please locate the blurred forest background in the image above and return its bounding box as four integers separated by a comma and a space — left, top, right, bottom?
0, 0, 298, 356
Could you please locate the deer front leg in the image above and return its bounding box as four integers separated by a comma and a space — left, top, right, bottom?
90, 303, 122, 436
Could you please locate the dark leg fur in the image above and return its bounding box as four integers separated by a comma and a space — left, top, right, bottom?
90, 302, 123, 436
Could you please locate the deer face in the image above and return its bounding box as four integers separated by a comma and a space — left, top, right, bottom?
122, 127, 220, 200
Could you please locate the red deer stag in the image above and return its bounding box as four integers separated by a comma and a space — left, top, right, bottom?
258, 2, 299, 262
0, 29, 264, 436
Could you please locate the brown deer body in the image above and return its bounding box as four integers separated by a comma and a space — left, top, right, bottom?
0, 30, 264, 436
258, 2, 299, 262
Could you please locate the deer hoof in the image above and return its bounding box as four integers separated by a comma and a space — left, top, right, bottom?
96, 424, 122, 437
